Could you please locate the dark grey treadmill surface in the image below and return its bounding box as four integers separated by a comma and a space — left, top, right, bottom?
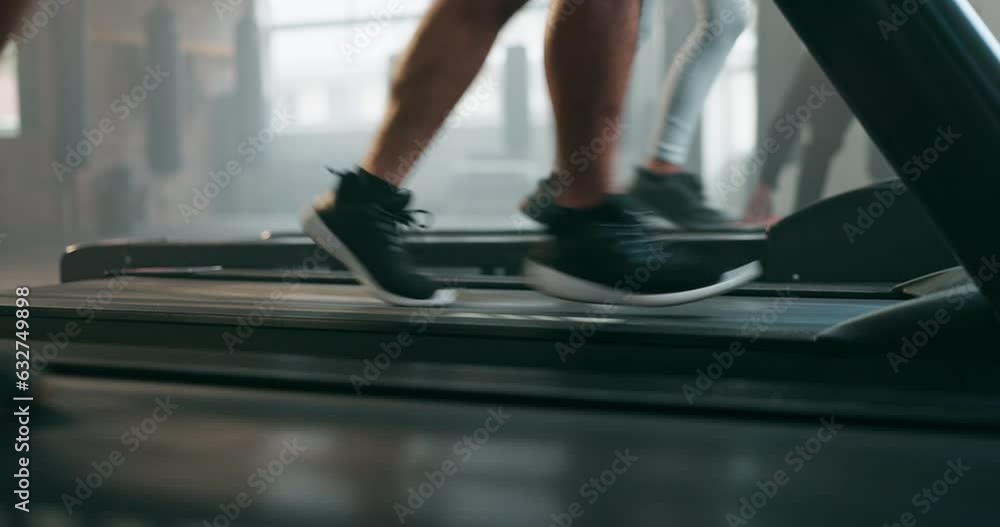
31, 338, 1000, 428
8, 278, 972, 402
16, 375, 998, 526
10, 277, 895, 340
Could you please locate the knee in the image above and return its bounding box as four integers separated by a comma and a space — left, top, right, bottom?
442, 0, 530, 28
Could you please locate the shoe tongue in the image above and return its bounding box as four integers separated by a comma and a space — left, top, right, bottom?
347, 169, 412, 208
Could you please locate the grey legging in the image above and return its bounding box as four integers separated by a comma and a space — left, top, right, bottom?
647, 0, 753, 166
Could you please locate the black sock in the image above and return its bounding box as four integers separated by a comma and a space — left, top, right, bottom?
638, 166, 673, 182
355, 167, 400, 194
333, 167, 404, 204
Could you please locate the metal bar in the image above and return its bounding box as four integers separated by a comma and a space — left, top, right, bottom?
116, 268, 903, 299
772, 0, 1000, 310
59, 234, 766, 283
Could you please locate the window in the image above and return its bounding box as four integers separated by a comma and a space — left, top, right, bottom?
0, 46, 20, 137
262, 0, 550, 133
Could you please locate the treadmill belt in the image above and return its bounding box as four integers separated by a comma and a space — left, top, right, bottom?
12, 277, 896, 339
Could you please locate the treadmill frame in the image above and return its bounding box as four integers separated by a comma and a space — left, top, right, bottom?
774, 0, 1000, 310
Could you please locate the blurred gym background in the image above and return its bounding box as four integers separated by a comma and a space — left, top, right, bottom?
1, 0, 997, 290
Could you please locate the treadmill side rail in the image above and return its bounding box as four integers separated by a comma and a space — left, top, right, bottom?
59, 233, 765, 283
774, 0, 1000, 311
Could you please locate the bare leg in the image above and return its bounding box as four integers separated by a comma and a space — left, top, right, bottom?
547, 0, 643, 209
1, 0, 35, 52
525, 0, 762, 304
360, 0, 529, 186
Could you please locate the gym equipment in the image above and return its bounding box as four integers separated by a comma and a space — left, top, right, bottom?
16, 33, 41, 135
4, 215, 999, 525
504, 46, 531, 158
766, 180, 957, 283
58, 229, 766, 283
96, 164, 143, 237
50, 0, 87, 229
236, 0, 265, 136
53, 0, 87, 168
32, 174, 1000, 398
4, 2, 1000, 525
773, 0, 1000, 310
145, 1, 182, 174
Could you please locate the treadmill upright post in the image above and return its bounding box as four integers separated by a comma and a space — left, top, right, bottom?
771, 0, 1000, 310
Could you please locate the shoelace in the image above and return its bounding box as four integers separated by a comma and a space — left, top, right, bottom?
375, 206, 433, 253
328, 166, 434, 239
375, 205, 433, 230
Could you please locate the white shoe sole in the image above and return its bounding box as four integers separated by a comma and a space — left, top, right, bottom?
524, 259, 763, 307
300, 208, 458, 307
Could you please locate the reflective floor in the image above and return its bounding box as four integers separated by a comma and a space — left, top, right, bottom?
7, 376, 997, 527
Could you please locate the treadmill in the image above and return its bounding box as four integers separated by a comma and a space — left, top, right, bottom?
4, 2, 1000, 526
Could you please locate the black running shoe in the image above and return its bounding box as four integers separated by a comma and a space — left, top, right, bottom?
520, 175, 669, 229
300, 168, 457, 307
523, 196, 762, 306
519, 176, 567, 226
629, 167, 758, 231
